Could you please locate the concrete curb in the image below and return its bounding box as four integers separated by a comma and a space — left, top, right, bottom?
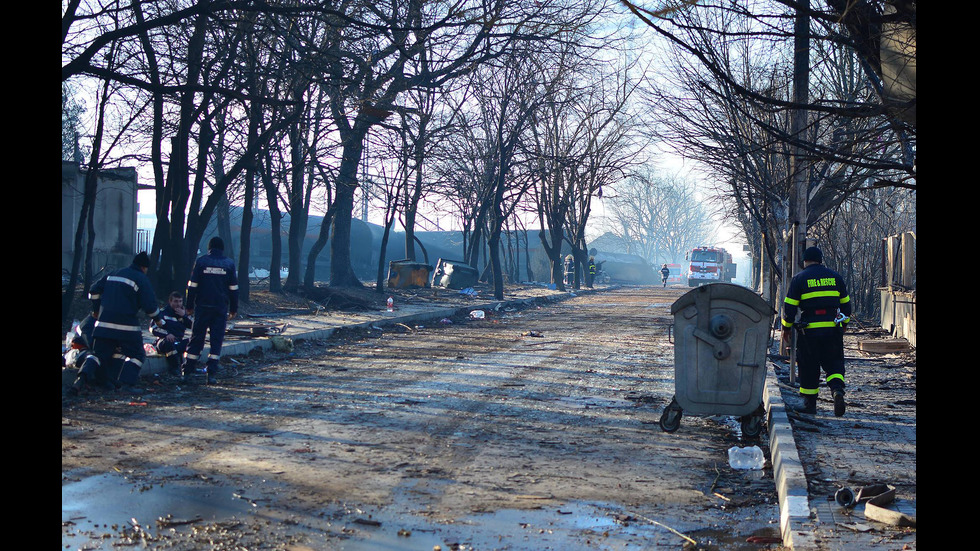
765, 368, 818, 549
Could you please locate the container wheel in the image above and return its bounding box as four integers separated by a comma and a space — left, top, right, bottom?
660, 397, 683, 432
740, 414, 764, 439
740, 404, 766, 439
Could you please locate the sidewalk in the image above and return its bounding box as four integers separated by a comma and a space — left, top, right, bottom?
766, 334, 917, 550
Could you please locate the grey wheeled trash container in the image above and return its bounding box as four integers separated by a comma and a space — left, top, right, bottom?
660, 283, 775, 437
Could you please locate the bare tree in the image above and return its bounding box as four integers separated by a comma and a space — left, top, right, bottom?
606, 168, 716, 264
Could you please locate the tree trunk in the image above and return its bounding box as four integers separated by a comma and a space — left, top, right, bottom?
262, 158, 284, 293
329, 143, 364, 287
238, 170, 255, 303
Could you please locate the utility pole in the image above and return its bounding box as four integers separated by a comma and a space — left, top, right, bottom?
788, 0, 810, 268
783, 1, 810, 385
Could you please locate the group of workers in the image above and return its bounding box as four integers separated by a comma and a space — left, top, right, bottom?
67, 237, 239, 395
563, 255, 601, 288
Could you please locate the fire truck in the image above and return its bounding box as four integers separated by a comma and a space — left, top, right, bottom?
687, 246, 737, 286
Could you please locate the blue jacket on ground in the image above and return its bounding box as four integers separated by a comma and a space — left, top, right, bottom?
186, 248, 239, 314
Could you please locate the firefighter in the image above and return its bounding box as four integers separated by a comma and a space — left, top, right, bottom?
660, 264, 670, 287
587, 256, 597, 288
69, 252, 163, 395
151, 291, 193, 376
781, 246, 851, 416
563, 255, 575, 287
181, 237, 239, 385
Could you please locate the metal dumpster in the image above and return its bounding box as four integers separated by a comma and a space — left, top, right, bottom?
660, 283, 775, 437
432, 258, 479, 290
387, 260, 434, 289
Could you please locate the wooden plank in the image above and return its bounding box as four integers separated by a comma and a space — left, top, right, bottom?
858, 338, 910, 354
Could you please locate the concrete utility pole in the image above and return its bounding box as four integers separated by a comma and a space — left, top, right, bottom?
784, 1, 809, 385
788, 0, 809, 270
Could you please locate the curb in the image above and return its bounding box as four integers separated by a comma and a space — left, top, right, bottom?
765, 367, 817, 549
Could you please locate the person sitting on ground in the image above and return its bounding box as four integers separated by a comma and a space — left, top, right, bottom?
150, 291, 193, 376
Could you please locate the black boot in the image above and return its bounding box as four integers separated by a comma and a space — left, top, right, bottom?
67, 373, 87, 396
169, 356, 184, 376
794, 395, 817, 414
833, 389, 846, 417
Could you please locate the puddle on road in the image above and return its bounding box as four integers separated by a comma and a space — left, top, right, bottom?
62, 468, 261, 549
63, 468, 778, 550
337, 502, 679, 551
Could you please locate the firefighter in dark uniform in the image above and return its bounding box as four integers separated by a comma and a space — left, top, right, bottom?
587, 256, 597, 288
69, 252, 163, 395
660, 264, 670, 287
181, 237, 239, 384
781, 246, 851, 416
151, 291, 193, 376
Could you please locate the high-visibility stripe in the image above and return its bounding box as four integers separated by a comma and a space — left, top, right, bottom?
185, 352, 200, 360
209, 354, 220, 360
805, 321, 838, 329
89, 293, 101, 300
108, 275, 139, 292
229, 285, 239, 290
187, 281, 198, 288
826, 374, 844, 384
839, 295, 850, 304
94, 320, 142, 332
784, 296, 800, 306
801, 290, 840, 301
800, 387, 819, 395
781, 318, 794, 328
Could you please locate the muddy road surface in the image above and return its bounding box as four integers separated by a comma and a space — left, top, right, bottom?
63, 286, 783, 550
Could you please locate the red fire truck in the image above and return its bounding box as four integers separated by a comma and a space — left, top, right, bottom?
687, 246, 737, 286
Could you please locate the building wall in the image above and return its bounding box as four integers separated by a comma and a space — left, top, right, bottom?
879, 231, 916, 346
62, 161, 138, 274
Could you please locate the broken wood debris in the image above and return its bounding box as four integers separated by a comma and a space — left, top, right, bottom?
858, 338, 910, 354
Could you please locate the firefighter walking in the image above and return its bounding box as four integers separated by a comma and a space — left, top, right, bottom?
781, 247, 851, 416
181, 237, 239, 384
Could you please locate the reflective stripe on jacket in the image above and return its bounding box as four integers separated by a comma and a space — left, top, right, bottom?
186, 249, 239, 313
89, 264, 161, 337
781, 263, 851, 332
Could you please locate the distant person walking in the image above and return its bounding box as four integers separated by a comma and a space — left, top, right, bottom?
660, 264, 670, 288
69, 252, 163, 395
181, 237, 239, 385
780, 246, 851, 416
